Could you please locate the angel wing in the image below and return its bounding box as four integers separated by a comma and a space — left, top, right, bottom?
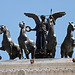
49, 12, 66, 21
24, 13, 40, 24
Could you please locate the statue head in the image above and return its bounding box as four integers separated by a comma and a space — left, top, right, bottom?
40, 15, 45, 22
49, 15, 55, 25
0, 25, 7, 34
19, 21, 25, 28
68, 22, 75, 31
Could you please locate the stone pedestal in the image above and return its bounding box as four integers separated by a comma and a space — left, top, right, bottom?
0, 58, 75, 75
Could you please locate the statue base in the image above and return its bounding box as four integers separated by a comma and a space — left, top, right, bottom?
35, 53, 46, 58
35, 49, 47, 58
0, 58, 75, 75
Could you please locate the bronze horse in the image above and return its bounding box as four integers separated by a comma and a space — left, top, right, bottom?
18, 21, 36, 59
0, 25, 23, 59
61, 22, 75, 58
46, 12, 66, 58
46, 18, 57, 58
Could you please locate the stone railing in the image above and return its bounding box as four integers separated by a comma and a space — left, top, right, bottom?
0, 58, 75, 75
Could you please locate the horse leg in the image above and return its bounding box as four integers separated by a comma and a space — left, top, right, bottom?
19, 54, 24, 59
61, 46, 65, 58
45, 49, 50, 57
52, 47, 56, 58
21, 48, 23, 55
31, 53, 35, 59
24, 44, 29, 59
20, 48, 24, 59
68, 51, 73, 58
31, 48, 35, 59
61, 52, 64, 58
10, 56, 12, 59
61, 55, 63, 58
8, 45, 14, 59
0, 46, 5, 51
65, 50, 68, 58
10, 55, 14, 60
24, 50, 29, 59
18, 48, 24, 59
0, 47, 5, 60
25, 54, 29, 59
9, 44, 13, 55
50, 51, 53, 58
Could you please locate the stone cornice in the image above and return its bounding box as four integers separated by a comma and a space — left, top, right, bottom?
0, 58, 75, 75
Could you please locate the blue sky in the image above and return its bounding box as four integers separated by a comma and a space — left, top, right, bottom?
0, 0, 75, 61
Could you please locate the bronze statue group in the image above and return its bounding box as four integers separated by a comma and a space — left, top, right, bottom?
0, 10, 75, 60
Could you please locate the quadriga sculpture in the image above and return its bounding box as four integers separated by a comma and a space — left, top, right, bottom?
46, 11, 66, 58
18, 21, 36, 59
61, 22, 75, 58
0, 25, 23, 59
24, 11, 66, 58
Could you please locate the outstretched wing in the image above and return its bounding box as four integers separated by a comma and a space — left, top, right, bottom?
24, 13, 40, 24
50, 12, 66, 21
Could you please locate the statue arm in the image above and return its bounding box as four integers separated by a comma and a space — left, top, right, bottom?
31, 27, 37, 31
26, 26, 37, 32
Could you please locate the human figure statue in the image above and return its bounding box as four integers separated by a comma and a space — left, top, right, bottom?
61, 22, 75, 58
0, 25, 23, 59
24, 13, 48, 57
18, 21, 36, 59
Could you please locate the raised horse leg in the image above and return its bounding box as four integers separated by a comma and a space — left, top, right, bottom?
0, 46, 5, 60
0, 46, 5, 51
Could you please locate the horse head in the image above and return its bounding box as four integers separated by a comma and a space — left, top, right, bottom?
0, 25, 7, 34
49, 15, 55, 25
19, 21, 25, 29
49, 11, 66, 25
68, 22, 75, 32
